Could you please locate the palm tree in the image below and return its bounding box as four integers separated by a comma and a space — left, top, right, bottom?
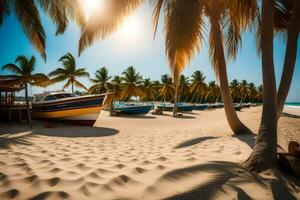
255, 85, 263, 103
88, 67, 111, 94
206, 81, 220, 104
276, 0, 300, 117
239, 80, 249, 104
152, 80, 161, 101
108, 75, 123, 100
142, 78, 156, 101
2, 55, 49, 106
120, 66, 144, 100
49, 53, 89, 93
0, 0, 84, 59
160, 74, 174, 106
190, 71, 207, 104
229, 79, 241, 103
178, 75, 190, 102
244, 0, 278, 172
247, 82, 257, 103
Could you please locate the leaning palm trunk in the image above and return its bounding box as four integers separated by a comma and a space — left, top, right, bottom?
210, 15, 250, 135
244, 0, 278, 172
277, 0, 300, 119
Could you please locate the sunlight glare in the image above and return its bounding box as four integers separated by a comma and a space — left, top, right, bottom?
119, 15, 141, 39
81, 0, 105, 20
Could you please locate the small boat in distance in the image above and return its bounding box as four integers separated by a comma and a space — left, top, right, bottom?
157, 103, 195, 112
194, 104, 208, 111
32, 91, 107, 126
114, 102, 153, 115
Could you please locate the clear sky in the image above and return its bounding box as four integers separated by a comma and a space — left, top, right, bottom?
0, 3, 299, 102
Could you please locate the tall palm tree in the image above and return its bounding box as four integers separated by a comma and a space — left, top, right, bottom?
2, 55, 49, 106
49, 53, 89, 93
88, 67, 111, 94
0, 0, 84, 59
160, 74, 174, 105
190, 70, 207, 104
178, 74, 190, 102
275, 0, 300, 117
120, 66, 144, 100
244, 0, 278, 172
229, 79, 241, 103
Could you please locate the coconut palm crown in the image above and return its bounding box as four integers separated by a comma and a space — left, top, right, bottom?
2, 55, 49, 106
49, 53, 89, 93
88, 67, 112, 94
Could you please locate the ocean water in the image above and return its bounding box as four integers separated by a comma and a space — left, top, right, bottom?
285, 102, 300, 108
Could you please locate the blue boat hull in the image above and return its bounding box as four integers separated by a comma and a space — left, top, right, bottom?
194, 105, 207, 110
114, 105, 153, 114
157, 104, 195, 112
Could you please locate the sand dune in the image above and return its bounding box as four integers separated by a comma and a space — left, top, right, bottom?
0, 107, 299, 200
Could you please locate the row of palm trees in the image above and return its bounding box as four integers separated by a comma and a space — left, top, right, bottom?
1, 0, 299, 172
2, 54, 263, 107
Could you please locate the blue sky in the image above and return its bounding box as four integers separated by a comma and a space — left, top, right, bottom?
0, 3, 299, 102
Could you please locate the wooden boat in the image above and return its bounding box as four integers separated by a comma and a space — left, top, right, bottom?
31, 92, 107, 126
194, 104, 208, 110
157, 103, 195, 112
114, 103, 153, 114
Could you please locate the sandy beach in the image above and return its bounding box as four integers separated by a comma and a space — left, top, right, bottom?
0, 106, 299, 200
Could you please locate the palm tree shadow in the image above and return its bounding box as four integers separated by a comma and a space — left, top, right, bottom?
282, 113, 300, 119
175, 136, 218, 149
0, 133, 33, 149
233, 133, 256, 149
114, 115, 156, 119
159, 161, 299, 200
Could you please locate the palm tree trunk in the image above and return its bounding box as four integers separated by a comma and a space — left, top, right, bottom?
210, 15, 250, 135
244, 0, 278, 172
277, 0, 300, 118
71, 81, 74, 93
25, 82, 29, 108
173, 79, 179, 117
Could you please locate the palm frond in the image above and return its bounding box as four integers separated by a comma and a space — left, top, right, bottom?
2, 63, 22, 75
13, 0, 46, 60
48, 68, 67, 77
0, 0, 10, 25
37, 0, 68, 35
75, 68, 90, 78
163, 0, 205, 81
78, 0, 143, 55
74, 80, 88, 91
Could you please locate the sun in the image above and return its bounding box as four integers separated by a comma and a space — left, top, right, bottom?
80, 0, 105, 20
119, 15, 141, 39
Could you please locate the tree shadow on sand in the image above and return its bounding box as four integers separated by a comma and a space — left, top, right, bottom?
0, 133, 33, 149
282, 113, 300, 119
159, 161, 300, 200
175, 136, 218, 149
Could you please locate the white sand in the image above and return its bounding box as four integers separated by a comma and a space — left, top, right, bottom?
0, 107, 299, 200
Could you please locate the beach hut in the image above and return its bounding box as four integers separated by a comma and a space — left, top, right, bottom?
0, 75, 32, 127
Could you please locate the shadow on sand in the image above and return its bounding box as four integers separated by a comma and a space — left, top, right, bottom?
282, 113, 300, 119
0, 121, 119, 138
0, 132, 33, 149
175, 136, 218, 149
159, 161, 300, 200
